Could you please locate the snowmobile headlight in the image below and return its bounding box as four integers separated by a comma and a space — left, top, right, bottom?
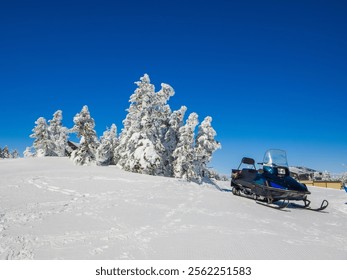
278, 168, 286, 175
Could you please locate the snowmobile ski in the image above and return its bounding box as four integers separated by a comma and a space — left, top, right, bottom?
256, 199, 290, 211
289, 199, 329, 212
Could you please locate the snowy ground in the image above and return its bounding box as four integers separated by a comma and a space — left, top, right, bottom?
0, 157, 346, 260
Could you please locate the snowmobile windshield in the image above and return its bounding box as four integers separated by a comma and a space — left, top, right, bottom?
263, 149, 288, 167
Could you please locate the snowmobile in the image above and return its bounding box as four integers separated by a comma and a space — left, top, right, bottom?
231, 149, 328, 211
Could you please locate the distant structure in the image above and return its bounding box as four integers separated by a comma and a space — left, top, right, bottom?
289, 166, 345, 190
289, 166, 324, 181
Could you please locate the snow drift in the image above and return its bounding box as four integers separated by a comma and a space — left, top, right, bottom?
0, 157, 346, 260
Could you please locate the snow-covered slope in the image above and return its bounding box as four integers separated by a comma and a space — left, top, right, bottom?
0, 158, 346, 260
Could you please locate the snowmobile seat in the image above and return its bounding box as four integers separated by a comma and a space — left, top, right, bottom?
239, 168, 258, 182
233, 157, 258, 182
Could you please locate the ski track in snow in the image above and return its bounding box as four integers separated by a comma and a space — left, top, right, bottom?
28, 177, 86, 198
1, 157, 347, 259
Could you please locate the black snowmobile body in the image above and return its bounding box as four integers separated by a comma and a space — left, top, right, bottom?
231, 149, 328, 211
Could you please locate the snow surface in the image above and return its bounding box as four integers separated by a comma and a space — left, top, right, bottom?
0, 157, 346, 260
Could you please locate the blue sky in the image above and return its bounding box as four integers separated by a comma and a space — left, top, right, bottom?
1, 0, 346, 175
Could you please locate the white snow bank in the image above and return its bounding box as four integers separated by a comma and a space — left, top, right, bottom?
0, 157, 346, 260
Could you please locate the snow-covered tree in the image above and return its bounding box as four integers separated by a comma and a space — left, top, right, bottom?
322, 170, 332, 181
11, 149, 20, 159
1, 146, 10, 158
152, 82, 175, 142
48, 110, 69, 157
115, 74, 221, 181
96, 124, 118, 166
115, 74, 153, 171
194, 116, 221, 179
162, 105, 187, 176
115, 74, 174, 175
27, 110, 69, 157
208, 169, 228, 181
0, 146, 20, 159
23, 147, 34, 158
70, 105, 99, 165
172, 112, 199, 181
30, 117, 53, 157
22, 74, 221, 182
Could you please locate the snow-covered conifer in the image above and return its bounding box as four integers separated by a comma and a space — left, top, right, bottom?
153, 82, 175, 141
1, 146, 10, 158
23, 147, 34, 158
116, 74, 175, 175
96, 124, 118, 166
30, 117, 53, 157
172, 112, 199, 181
0, 146, 19, 159
11, 149, 20, 159
115, 74, 153, 170
48, 110, 69, 157
28, 110, 68, 157
162, 106, 187, 176
194, 116, 221, 179
70, 105, 99, 165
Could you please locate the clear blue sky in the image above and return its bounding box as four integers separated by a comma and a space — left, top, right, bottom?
1, 0, 346, 175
